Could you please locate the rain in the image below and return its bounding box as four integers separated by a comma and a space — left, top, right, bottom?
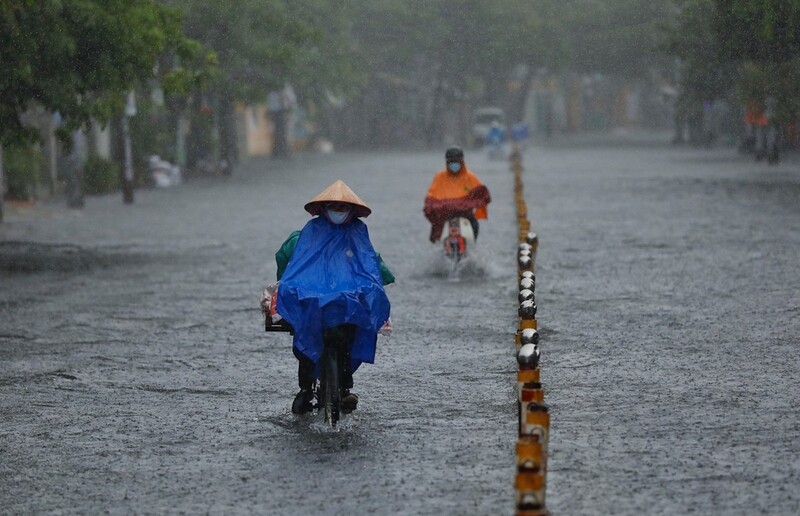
2, 2, 800, 515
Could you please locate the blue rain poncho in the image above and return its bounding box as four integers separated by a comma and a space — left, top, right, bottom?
276, 216, 391, 372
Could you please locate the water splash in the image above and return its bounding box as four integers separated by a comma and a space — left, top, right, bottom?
419, 246, 495, 281
308, 411, 357, 433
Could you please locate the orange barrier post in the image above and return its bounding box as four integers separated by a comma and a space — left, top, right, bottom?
513, 150, 549, 515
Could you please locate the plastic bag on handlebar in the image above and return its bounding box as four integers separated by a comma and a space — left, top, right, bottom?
379, 317, 392, 337
259, 282, 284, 323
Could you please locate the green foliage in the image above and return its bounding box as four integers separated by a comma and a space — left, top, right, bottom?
664, 0, 738, 103
283, 0, 366, 101
737, 60, 800, 124
664, 0, 800, 124
3, 144, 44, 200
161, 51, 217, 96
0, 0, 199, 148
169, 0, 318, 101
0, 0, 699, 155
350, 0, 523, 81
712, 0, 800, 122
562, 0, 675, 76
348, 0, 669, 101
82, 154, 119, 195
715, 0, 800, 63
129, 93, 174, 164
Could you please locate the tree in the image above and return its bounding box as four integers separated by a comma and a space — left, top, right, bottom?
167, 0, 336, 163
661, 1, 735, 142
715, 0, 800, 63
0, 0, 198, 147
343, 0, 674, 145
346, 0, 563, 144
562, 0, 676, 77
714, 0, 800, 126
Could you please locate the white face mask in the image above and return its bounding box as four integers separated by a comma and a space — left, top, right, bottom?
448, 162, 462, 173
326, 208, 350, 224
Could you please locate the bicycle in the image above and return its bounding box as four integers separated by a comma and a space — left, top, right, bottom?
266, 319, 354, 428
317, 325, 355, 427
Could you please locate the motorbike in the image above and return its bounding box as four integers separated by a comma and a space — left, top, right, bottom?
487, 140, 507, 161
440, 217, 475, 267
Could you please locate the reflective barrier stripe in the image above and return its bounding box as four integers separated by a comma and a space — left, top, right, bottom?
518, 369, 540, 383
512, 147, 549, 515
520, 383, 544, 403
516, 438, 546, 473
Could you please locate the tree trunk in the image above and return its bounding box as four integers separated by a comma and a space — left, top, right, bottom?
427, 74, 445, 147
218, 92, 237, 173
42, 116, 58, 198
514, 66, 533, 124
271, 109, 289, 158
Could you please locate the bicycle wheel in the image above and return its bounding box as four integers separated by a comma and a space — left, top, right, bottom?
320, 344, 341, 427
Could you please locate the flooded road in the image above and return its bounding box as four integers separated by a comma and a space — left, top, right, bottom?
2, 135, 799, 514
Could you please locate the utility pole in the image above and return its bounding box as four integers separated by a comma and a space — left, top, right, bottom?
121, 116, 134, 204
121, 91, 136, 204
65, 129, 86, 209
0, 144, 4, 222
46, 115, 58, 198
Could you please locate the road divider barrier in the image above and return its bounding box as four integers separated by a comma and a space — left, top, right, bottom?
511, 145, 549, 516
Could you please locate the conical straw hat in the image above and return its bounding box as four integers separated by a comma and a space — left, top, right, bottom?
304, 179, 372, 218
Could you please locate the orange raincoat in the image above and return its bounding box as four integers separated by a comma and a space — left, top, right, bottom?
744, 100, 768, 127
423, 166, 491, 242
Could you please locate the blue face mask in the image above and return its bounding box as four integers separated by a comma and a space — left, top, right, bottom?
448, 162, 462, 173
326, 208, 350, 224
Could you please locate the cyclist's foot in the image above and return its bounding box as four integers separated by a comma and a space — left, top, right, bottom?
291, 389, 314, 414
341, 391, 358, 413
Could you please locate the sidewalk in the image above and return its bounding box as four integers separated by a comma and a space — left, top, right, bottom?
2, 198, 86, 220
0, 196, 90, 246
0, 153, 332, 250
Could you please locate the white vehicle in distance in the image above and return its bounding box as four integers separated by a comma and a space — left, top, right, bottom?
471, 107, 506, 147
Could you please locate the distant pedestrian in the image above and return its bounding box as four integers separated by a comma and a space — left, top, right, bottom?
511, 123, 530, 149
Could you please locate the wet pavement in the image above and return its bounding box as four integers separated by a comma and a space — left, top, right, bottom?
1, 133, 799, 514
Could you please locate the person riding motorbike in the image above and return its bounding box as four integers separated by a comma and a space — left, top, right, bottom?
274, 180, 394, 415
486, 121, 506, 160
423, 147, 492, 243
486, 121, 505, 147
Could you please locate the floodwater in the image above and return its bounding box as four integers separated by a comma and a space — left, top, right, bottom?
1, 133, 799, 514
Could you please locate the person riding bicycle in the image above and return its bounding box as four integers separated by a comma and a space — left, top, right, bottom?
423, 147, 492, 243
275, 180, 394, 415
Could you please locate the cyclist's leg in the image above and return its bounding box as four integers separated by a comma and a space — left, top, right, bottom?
324, 324, 358, 411
292, 348, 315, 414
341, 342, 354, 390
323, 325, 355, 384
293, 348, 315, 390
